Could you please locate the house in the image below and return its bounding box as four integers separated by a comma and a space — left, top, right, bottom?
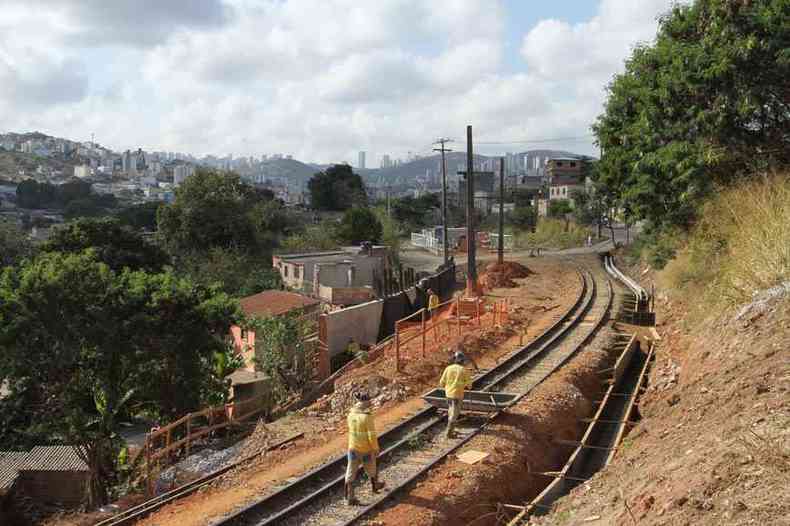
272, 245, 387, 304
547, 156, 588, 203
0, 446, 90, 510
230, 290, 321, 370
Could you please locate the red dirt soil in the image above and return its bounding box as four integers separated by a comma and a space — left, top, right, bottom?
44, 259, 580, 526
524, 267, 790, 525
362, 334, 618, 526
480, 261, 533, 289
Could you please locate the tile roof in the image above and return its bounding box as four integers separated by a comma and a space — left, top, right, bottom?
0, 452, 27, 491
23, 446, 88, 472
239, 290, 320, 318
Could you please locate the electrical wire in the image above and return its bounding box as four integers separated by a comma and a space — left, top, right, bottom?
475, 134, 594, 145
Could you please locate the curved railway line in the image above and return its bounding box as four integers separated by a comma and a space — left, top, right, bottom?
213, 263, 613, 526
97, 257, 629, 526
505, 254, 656, 524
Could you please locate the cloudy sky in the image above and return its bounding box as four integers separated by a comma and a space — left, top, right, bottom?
0, 0, 678, 165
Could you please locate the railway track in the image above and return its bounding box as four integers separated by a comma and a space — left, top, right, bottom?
215, 265, 612, 526
94, 434, 303, 526
504, 256, 657, 524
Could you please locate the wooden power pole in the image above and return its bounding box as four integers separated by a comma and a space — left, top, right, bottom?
498, 156, 505, 265
433, 138, 452, 266
465, 125, 477, 296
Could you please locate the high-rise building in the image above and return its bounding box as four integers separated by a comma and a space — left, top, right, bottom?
380, 154, 391, 169
358, 151, 366, 169
173, 164, 195, 186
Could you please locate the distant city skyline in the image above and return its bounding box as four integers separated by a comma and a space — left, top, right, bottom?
0, 0, 678, 163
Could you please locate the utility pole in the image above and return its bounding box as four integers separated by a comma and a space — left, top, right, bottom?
433, 138, 453, 266
498, 157, 505, 265
465, 125, 477, 296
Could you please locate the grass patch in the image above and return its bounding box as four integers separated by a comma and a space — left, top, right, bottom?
515, 218, 591, 250
658, 173, 790, 312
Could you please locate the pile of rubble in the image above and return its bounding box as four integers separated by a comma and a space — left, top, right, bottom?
481, 261, 532, 289
304, 374, 414, 419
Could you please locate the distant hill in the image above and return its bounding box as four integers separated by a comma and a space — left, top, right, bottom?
0, 150, 80, 181
261, 158, 319, 184
361, 149, 586, 186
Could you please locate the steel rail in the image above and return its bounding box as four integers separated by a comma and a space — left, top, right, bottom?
604, 254, 647, 302
94, 432, 303, 526
336, 270, 613, 526
214, 269, 596, 526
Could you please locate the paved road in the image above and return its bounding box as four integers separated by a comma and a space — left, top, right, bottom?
400, 225, 638, 273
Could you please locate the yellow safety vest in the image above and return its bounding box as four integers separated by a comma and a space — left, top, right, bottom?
347, 407, 379, 454
440, 364, 472, 400
428, 294, 440, 310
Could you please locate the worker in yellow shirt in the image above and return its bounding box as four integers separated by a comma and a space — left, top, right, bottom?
345, 391, 385, 505
439, 351, 480, 439
427, 288, 439, 320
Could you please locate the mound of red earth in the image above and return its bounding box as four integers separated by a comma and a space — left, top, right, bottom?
482, 261, 532, 289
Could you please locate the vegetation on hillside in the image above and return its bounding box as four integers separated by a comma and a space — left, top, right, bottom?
0, 251, 240, 503
657, 174, 790, 312
594, 0, 789, 229
308, 164, 367, 211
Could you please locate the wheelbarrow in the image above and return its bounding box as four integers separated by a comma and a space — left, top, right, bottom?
422, 388, 518, 413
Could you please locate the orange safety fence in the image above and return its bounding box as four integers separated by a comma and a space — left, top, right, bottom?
393, 296, 510, 371
141, 391, 272, 495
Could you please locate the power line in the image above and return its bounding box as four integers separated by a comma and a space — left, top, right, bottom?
476, 134, 595, 145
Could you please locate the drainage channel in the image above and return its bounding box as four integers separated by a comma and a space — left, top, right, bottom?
215, 268, 607, 526
504, 257, 656, 525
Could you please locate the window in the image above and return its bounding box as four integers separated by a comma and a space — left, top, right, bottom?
241, 329, 248, 341
562, 187, 567, 196
570, 162, 577, 168
556, 161, 563, 167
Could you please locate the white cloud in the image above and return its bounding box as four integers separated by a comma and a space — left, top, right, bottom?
0, 0, 678, 163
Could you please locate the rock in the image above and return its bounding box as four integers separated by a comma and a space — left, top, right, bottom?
667, 394, 681, 406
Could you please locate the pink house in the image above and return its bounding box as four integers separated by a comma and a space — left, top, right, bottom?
230, 290, 321, 371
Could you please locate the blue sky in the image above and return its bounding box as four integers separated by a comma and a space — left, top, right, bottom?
0, 0, 675, 164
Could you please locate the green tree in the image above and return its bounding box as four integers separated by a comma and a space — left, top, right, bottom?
548, 199, 574, 232
593, 0, 790, 228
280, 221, 340, 253
16, 179, 56, 208
374, 207, 403, 257
0, 251, 240, 503
158, 169, 282, 255
0, 222, 34, 267
117, 201, 164, 231
248, 315, 310, 402
337, 207, 383, 245
308, 164, 367, 211
179, 247, 283, 297
512, 188, 538, 208
43, 217, 170, 272
390, 193, 440, 232
509, 205, 537, 230
548, 199, 573, 219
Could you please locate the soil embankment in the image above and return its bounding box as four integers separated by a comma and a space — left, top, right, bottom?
366, 337, 618, 525
525, 274, 790, 525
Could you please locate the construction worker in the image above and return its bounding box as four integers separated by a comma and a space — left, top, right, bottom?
427, 288, 439, 319
439, 351, 480, 439
345, 391, 385, 505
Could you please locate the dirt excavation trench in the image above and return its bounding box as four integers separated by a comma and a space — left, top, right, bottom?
365, 338, 619, 526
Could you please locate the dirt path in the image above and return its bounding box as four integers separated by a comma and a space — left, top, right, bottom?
122, 258, 578, 526
362, 332, 618, 525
